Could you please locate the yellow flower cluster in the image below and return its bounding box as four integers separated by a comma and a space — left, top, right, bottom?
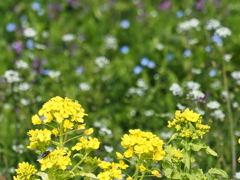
168, 108, 210, 139
38, 149, 72, 171
119, 129, 165, 161
97, 160, 128, 180
27, 129, 52, 149
171, 148, 183, 163
32, 96, 87, 130
13, 162, 37, 180
72, 136, 100, 151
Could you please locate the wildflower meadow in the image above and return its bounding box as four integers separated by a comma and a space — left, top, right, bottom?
1, 0, 240, 179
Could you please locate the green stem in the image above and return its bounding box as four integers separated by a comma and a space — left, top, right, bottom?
59, 123, 64, 149
72, 152, 89, 172
133, 159, 141, 180
221, 52, 236, 176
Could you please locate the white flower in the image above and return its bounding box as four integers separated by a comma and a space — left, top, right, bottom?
231, 71, 240, 80
62, 33, 75, 42
126, 87, 144, 97
104, 145, 114, 153
20, 98, 30, 106
187, 90, 205, 100
224, 54, 232, 62
233, 102, 239, 108
177, 18, 200, 33
215, 27, 231, 38
15, 60, 29, 69
99, 127, 113, 137
177, 103, 186, 111
144, 110, 154, 116
211, 80, 221, 89
192, 68, 201, 74
95, 56, 109, 68
188, 38, 199, 45
35, 43, 46, 49
104, 35, 118, 50
206, 101, 220, 109
160, 131, 173, 139
12, 144, 25, 154
3, 70, 21, 83
48, 70, 61, 79
195, 108, 205, 115
211, 109, 225, 120
236, 172, 240, 179
79, 82, 91, 91
205, 19, 221, 30
136, 78, 148, 90
185, 81, 200, 90
14, 82, 31, 92
23, 27, 37, 38
169, 83, 183, 96
155, 43, 164, 50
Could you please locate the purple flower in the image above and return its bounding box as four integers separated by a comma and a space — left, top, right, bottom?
6, 23, 17, 32
120, 19, 130, 29
11, 41, 23, 54
120, 46, 129, 54
133, 66, 143, 74
195, 0, 206, 10
159, 1, 171, 10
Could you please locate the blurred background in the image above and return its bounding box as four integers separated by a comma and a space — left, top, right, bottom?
1, 0, 240, 179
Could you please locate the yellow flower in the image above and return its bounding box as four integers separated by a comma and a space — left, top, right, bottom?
124, 148, 133, 158
97, 162, 123, 180
77, 123, 86, 130
38, 96, 87, 124
38, 149, 72, 171
27, 129, 51, 149
52, 129, 59, 136
31, 115, 42, 125
13, 162, 37, 180
116, 152, 124, 159
126, 177, 133, 180
84, 128, 94, 135
238, 138, 240, 144
72, 136, 100, 151
151, 170, 162, 178
63, 120, 74, 131
138, 165, 146, 172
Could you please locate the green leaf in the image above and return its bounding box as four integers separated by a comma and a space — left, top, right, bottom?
190, 141, 206, 151
36, 172, 49, 180
208, 168, 229, 178
73, 153, 84, 159
73, 172, 97, 179
205, 147, 218, 157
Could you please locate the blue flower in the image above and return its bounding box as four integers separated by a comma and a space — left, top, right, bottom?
176, 11, 184, 18
75, 66, 84, 74
133, 66, 143, 74
140, 57, 150, 66
120, 46, 129, 54
147, 61, 156, 69
42, 69, 51, 75
31, 1, 41, 11
167, 53, 174, 61
211, 34, 222, 46
205, 46, 211, 52
209, 69, 217, 77
183, 49, 192, 57
120, 19, 130, 29
26, 39, 34, 50
6, 23, 17, 32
